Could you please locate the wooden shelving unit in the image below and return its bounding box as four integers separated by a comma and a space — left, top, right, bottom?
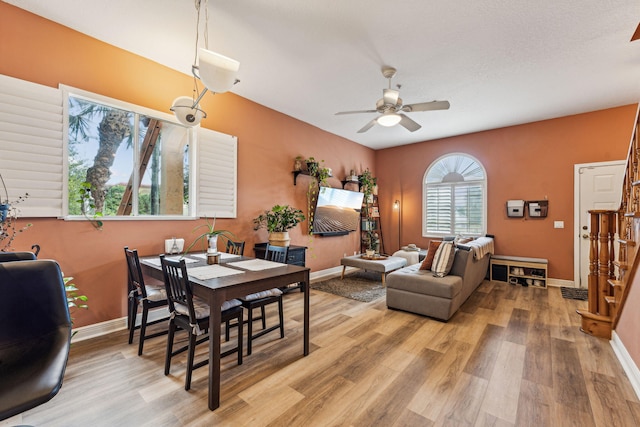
490, 255, 548, 288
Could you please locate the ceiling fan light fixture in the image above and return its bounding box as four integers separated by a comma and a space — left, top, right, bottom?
170, 96, 206, 127
377, 112, 401, 127
196, 48, 240, 93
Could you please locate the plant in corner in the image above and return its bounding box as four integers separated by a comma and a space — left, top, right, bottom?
64, 276, 88, 337
184, 216, 235, 254
0, 172, 32, 251
253, 204, 305, 247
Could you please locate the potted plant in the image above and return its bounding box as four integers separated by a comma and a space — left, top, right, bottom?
0, 172, 10, 223
184, 216, 234, 254
253, 204, 305, 247
0, 172, 31, 251
364, 230, 379, 257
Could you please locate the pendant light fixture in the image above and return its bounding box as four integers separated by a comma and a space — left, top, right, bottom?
170, 0, 240, 127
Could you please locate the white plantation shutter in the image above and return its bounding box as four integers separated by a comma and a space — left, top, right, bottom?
0, 74, 63, 217
426, 185, 452, 233
196, 128, 237, 218
424, 153, 486, 236
454, 183, 484, 234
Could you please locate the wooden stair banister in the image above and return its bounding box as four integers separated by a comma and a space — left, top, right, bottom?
116, 119, 162, 215
577, 104, 639, 339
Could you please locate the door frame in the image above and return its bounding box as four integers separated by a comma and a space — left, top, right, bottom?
573, 159, 626, 287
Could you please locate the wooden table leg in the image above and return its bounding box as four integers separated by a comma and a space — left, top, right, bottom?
208, 292, 223, 410
303, 271, 310, 356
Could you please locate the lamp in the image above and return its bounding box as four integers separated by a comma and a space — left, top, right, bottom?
170, 0, 240, 127
394, 199, 401, 249
377, 112, 401, 127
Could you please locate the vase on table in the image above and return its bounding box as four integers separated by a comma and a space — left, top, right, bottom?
207, 234, 219, 253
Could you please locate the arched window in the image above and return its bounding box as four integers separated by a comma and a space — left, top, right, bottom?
423, 153, 486, 237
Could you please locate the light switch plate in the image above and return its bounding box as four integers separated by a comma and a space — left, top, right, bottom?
554, 221, 564, 229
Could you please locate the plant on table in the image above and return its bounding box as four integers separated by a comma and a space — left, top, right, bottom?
184, 216, 235, 254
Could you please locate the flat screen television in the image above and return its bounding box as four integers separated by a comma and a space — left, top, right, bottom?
312, 187, 365, 236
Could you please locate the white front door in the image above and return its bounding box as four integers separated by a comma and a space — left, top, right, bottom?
574, 161, 625, 288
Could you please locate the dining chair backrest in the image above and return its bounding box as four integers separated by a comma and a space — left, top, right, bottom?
0, 252, 37, 262
160, 255, 196, 322
225, 240, 245, 256
124, 247, 149, 300
265, 244, 289, 264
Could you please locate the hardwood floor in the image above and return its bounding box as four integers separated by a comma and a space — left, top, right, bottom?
15, 280, 640, 426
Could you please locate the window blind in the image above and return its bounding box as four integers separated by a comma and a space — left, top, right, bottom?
196, 128, 237, 218
0, 74, 64, 217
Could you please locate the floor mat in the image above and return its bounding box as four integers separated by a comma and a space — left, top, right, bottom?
560, 286, 588, 301
311, 271, 385, 302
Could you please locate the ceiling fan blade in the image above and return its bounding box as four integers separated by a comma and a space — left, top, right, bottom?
357, 119, 378, 133
383, 89, 400, 105
335, 109, 377, 115
398, 114, 422, 132
402, 100, 450, 112
632, 22, 640, 41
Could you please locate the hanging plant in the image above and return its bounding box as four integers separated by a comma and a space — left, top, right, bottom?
78, 182, 104, 230
304, 157, 331, 234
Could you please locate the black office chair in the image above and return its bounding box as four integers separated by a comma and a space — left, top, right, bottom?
124, 247, 169, 355
0, 260, 72, 421
240, 244, 287, 356
0, 251, 37, 262
160, 255, 243, 391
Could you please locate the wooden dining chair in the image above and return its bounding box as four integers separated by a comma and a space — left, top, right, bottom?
240, 244, 287, 356
160, 255, 243, 391
124, 247, 169, 356
225, 240, 245, 256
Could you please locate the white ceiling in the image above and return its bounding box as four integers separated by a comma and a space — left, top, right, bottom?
5, 0, 640, 150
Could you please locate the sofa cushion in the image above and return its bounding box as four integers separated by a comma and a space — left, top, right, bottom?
419, 240, 442, 270
387, 264, 463, 299
431, 241, 456, 277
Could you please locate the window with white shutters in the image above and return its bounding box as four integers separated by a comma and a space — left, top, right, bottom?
0, 75, 237, 220
423, 153, 486, 237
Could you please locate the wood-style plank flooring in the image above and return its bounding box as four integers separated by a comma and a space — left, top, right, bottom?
13, 280, 640, 426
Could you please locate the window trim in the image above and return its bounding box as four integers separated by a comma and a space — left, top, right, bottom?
422, 152, 487, 237
61, 86, 206, 220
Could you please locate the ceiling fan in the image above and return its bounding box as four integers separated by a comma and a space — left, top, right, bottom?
335, 66, 450, 133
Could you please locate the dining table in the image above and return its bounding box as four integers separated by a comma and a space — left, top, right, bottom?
139, 252, 310, 410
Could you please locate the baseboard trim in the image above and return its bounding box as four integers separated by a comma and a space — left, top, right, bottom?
547, 278, 574, 288
611, 331, 640, 400
72, 307, 169, 343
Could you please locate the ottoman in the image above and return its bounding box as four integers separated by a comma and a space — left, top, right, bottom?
340, 255, 407, 285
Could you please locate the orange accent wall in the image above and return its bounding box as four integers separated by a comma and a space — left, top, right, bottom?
376, 105, 636, 280
0, 3, 374, 327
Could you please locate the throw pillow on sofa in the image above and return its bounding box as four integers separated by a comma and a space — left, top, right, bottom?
419, 240, 442, 270
431, 241, 456, 277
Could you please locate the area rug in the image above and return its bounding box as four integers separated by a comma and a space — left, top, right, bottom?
561, 286, 588, 301
311, 271, 385, 302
